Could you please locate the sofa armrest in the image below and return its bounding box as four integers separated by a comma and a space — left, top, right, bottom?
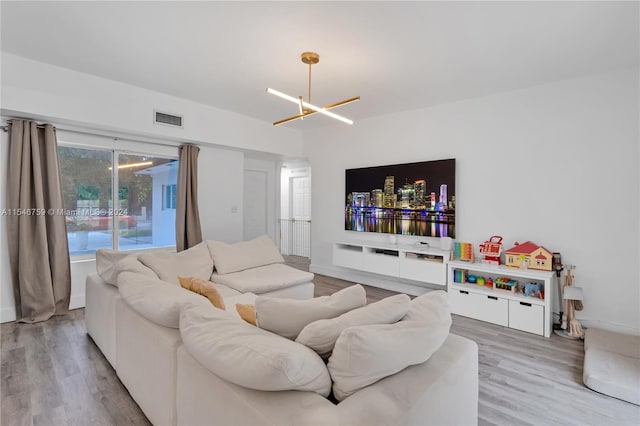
335, 334, 478, 426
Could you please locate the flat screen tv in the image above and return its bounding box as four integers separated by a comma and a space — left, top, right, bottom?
345, 158, 455, 238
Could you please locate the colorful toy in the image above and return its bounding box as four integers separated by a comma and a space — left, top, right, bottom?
452, 269, 468, 283
494, 277, 518, 293
467, 275, 477, 284
476, 276, 485, 286
453, 242, 474, 262
504, 241, 553, 271
486, 277, 493, 288
479, 235, 503, 265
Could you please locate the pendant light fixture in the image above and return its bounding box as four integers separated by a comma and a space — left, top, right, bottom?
267, 52, 360, 126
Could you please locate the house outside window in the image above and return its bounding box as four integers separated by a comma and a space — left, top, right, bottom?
58, 146, 178, 256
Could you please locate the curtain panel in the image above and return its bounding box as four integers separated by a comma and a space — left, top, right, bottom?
6, 120, 71, 323
176, 144, 203, 251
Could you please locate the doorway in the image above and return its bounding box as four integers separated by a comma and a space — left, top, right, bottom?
280, 161, 311, 258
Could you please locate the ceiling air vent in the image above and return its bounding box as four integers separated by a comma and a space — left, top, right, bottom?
154, 110, 183, 128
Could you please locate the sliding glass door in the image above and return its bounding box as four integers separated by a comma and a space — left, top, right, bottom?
58, 146, 178, 256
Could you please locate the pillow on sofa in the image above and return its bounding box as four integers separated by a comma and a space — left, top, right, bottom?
96, 250, 158, 286
255, 284, 367, 340
118, 271, 210, 328
296, 294, 410, 358
402, 290, 452, 327
235, 304, 256, 325
327, 320, 450, 401
96, 249, 130, 285
139, 242, 214, 285
206, 235, 284, 275
180, 304, 331, 396
178, 276, 225, 310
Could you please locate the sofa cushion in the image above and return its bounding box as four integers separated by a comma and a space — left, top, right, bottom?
180, 304, 331, 396
402, 290, 452, 327
96, 250, 157, 286
96, 249, 130, 285
255, 284, 367, 340
327, 320, 450, 401
178, 276, 226, 310
296, 294, 410, 358
211, 263, 313, 293
118, 271, 210, 328
207, 235, 284, 275
139, 242, 214, 285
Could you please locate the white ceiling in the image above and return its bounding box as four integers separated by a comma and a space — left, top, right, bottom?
1, 1, 638, 128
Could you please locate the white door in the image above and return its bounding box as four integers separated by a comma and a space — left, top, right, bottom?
243, 170, 267, 241
290, 176, 311, 256
291, 176, 311, 220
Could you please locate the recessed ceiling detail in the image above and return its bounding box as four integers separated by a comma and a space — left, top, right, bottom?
266, 52, 360, 126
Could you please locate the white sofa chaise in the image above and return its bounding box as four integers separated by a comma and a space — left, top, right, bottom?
86, 236, 479, 426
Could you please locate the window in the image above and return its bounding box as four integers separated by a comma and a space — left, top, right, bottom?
58, 146, 178, 256
163, 184, 177, 210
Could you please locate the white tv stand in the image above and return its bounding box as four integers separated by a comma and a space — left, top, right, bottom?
447, 260, 555, 337
333, 240, 449, 287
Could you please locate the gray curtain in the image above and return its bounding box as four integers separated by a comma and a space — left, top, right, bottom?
6, 120, 71, 323
176, 144, 203, 251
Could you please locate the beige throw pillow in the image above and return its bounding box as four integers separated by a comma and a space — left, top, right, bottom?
235, 304, 256, 325
138, 242, 214, 285
255, 284, 367, 340
206, 235, 284, 275
296, 294, 410, 358
178, 276, 225, 310
180, 304, 331, 396
327, 321, 450, 401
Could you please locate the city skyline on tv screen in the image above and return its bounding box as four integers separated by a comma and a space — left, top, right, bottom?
344, 158, 456, 238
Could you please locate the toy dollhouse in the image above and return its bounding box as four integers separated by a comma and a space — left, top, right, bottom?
504, 241, 553, 271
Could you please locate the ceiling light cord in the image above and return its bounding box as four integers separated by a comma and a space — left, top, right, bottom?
308, 62, 312, 107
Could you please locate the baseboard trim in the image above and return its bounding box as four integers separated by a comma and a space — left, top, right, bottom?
1, 306, 16, 323
310, 264, 443, 296
69, 293, 85, 310
1, 295, 86, 324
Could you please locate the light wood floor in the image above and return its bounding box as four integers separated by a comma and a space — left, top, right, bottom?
1, 257, 638, 426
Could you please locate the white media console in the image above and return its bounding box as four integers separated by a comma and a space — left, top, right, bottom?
333, 240, 449, 287
333, 240, 555, 337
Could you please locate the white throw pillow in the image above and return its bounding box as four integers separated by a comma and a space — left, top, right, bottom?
96, 250, 157, 286
327, 321, 450, 401
296, 294, 410, 358
255, 284, 367, 340
118, 271, 210, 328
206, 235, 284, 275
180, 304, 331, 396
96, 249, 132, 285
138, 242, 214, 285
402, 290, 452, 327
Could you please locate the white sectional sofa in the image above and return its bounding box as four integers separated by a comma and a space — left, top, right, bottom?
85, 235, 479, 425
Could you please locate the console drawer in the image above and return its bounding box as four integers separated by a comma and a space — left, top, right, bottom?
509, 300, 544, 335
449, 289, 508, 327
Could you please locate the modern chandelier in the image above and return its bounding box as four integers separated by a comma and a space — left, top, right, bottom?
267, 52, 360, 126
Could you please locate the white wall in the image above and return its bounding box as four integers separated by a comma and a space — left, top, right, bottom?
305, 66, 640, 334
243, 156, 279, 242
199, 146, 244, 243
